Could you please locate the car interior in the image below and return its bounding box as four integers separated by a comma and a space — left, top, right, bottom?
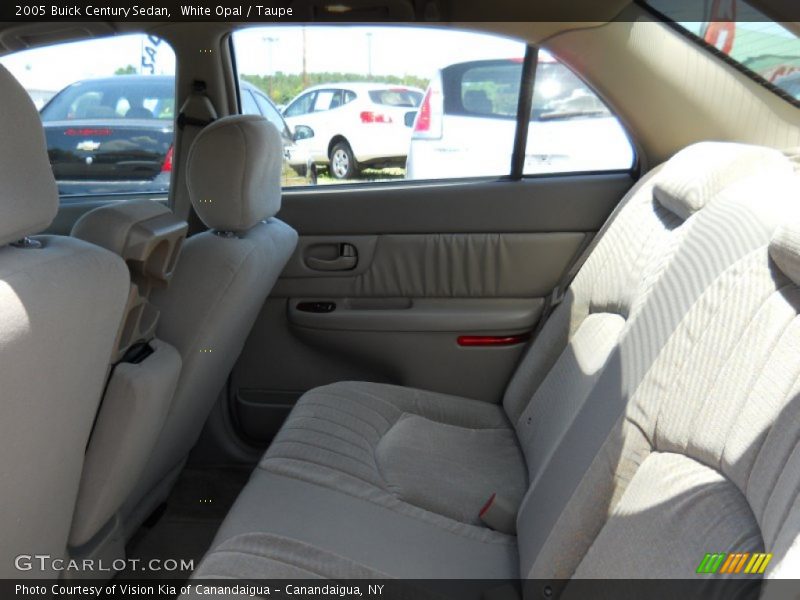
1, 0, 799, 597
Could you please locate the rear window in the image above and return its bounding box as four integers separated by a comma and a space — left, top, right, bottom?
644, 0, 800, 104
41, 79, 175, 121
461, 63, 521, 117
534, 60, 612, 120
368, 89, 423, 107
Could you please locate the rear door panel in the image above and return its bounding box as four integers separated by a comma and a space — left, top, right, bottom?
230, 174, 633, 445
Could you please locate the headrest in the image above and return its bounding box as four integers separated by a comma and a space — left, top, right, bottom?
187, 115, 283, 232
653, 142, 792, 221
0, 65, 59, 246
770, 221, 800, 286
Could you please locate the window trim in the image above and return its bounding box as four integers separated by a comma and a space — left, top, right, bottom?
637, 0, 800, 109
510, 46, 539, 179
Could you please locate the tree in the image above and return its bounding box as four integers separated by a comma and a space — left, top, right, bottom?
114, 65, 137, 75
240, 72, 430, 106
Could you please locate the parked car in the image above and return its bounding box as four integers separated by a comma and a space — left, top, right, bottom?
406, 55, 634, 179
239, 80, 316, 181
282, 83, 423, 179
38, 75, 314, 196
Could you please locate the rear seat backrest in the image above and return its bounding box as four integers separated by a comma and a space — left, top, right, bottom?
505, 143, 794, 484
518, 167, 800, 582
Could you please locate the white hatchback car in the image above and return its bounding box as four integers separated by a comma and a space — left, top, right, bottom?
406, 55, 634, 179
282, 83, 423, 179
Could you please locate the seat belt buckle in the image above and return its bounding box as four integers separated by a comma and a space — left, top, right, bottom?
479, 493, 517, 535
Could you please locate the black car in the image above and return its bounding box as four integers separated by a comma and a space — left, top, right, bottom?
40, 75, 314, 197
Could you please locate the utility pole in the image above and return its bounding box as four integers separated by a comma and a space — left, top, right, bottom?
366, 32, 373, 77
302, 27, 308, 88
262, 36, 277, 98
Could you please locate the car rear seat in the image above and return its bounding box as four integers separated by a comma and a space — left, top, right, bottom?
184, 143, 800, 588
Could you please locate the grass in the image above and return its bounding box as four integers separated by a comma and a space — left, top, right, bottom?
282, 165, 407, 188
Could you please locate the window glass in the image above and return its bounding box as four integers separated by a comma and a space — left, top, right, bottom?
232, 27, 632, 186
457, 62, 522, 118
314, 90, 336, 111
411, 52, 632, 180
253, 91, 289, 135
284, 92, 315, 117
241, 89, 260, 115
368, 89, 423, 107
233, 27, 523, 185
0, 34, 176, 202
645, 0, 800, 103
524, 53, 634, 175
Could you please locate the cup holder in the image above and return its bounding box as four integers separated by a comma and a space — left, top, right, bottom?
72, 201, 188, 358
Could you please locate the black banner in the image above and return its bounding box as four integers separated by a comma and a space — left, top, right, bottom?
2, 0, 799, 22
4, 579, 800, 600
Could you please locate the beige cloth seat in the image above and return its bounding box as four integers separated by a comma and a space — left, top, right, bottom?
0, 66, 129, 577
123, 115, 298, 533
248, 144, 790, 532
184, 142, 800, 587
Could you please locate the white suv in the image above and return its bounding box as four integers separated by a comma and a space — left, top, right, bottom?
282, 83, 423, 179
406, 55, 634, 179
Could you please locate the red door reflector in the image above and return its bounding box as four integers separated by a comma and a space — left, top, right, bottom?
457, 333, 530, 347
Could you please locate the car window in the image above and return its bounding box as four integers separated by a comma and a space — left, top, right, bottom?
456, 62, 522, 118
241, 89, 260, 115
284, 92, 315, 117
644, 0, 800, 105
314, 91, 336, 112
232, 27, 632, 187
0, 34, 176, 203
368, 89, 423, 107
524, 53, 633, 175
41, 79, 175, 121
253, 91, 289, 135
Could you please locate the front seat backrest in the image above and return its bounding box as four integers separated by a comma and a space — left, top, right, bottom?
0, 65, 129, 577
126, 115, 298, 526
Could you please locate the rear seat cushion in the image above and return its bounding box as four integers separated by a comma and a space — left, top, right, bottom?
375, 413, 527, 525
262, 381, 525, 538
190, 532, 392, 580
203, 469, 518, 580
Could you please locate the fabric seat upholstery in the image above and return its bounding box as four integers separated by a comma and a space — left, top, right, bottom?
185, 142, 800, 588
0, 65, 129, 577
250, 143, 790, 526
264, 381, 525, 532
123, 115, 298, 534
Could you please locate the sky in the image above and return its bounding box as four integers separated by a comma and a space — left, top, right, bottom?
0, 27, 524, 92
232, 26, 524, 78
1, 22, 793, 94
